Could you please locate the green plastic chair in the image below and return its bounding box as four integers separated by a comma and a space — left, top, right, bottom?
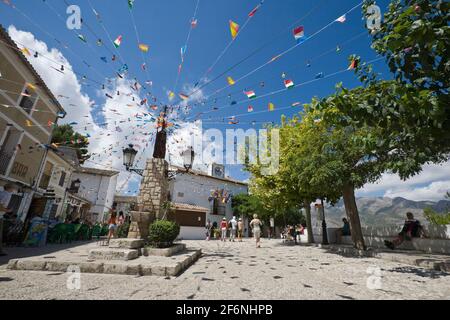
47, 224, 65, 244
101, 225, 109, 236
91, 225, 102, 239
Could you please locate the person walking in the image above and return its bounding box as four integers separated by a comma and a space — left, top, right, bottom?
237, 218, 244, 242
269, 217, 275, 240
250, 214, 263, 248
107, 212, 118, 244
0, 184, 18, 256
229, 216, 237, 242
117, 211, 125, 226
220, 217, 228, 242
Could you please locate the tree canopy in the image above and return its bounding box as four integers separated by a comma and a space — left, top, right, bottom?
51, 124, 90, 164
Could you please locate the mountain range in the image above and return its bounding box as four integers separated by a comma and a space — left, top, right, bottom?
315, 197, 450, 227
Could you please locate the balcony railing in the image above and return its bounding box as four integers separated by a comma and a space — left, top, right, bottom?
0, 150, 13, 176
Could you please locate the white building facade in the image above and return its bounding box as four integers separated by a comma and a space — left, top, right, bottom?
168, 165, 248, 240
72, 167, 118, 222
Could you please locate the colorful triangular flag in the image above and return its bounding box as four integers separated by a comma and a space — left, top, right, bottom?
78, 34, 87, 43
268, 103, 275, 111
113, 35, 122, 48
139, 44, 149, 52
293, 26, 305, 43
244, 90, 256, 99
348, 59, 359, 70
179, 93, 189, 101
229, 20, 240, 40
336, 14, 346, 23
227, 76, 235, 85
21, 47, 31, 56
284, 79, 294, 89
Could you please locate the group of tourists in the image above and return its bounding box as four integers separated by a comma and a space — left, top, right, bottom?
205, 214, 264, 248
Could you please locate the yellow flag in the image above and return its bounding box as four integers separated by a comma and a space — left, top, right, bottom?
26, 120, 33, 127
21, 47, 31, 56
268, 102, 275, 111
227, 76, 235, 85
168, 91, 175, 100
139, 44, 149, 52
26, 83, 37, 91
229, 20, 240, 40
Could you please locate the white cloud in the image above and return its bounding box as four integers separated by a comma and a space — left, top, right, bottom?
7, 25, 149, 193
383, 180, 450, 202
357, 161, 450, 201
8, 25, 94, 126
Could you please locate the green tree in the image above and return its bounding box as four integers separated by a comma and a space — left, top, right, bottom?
343, 0, 450, 178
51, 124, 90, 164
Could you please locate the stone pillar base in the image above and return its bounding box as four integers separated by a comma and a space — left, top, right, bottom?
127, 211, 155, 239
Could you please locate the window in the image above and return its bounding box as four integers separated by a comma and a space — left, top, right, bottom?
177, 192, 184, 198
19, 88, 38, 114
39, 162, 54, 189
0, 128, 21, 175
212, 198, 226, 216
58, 171, 66, 187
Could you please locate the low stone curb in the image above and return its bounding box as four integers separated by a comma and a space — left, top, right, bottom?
321, 244, 450, 272
143, 243, 186, 257
7, 249, 202, 277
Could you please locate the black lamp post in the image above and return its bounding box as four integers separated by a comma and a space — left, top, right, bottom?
122, 144, 143, 176
321, 199, 329, 245
122, 144, 138, 171
69, 179, 81, 193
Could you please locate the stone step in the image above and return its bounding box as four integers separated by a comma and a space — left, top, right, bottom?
108, 238, 144, 249
88, 248, 139, 261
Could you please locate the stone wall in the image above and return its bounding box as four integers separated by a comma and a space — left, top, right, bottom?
138, 158, 169, 217
128, 158, 168, 239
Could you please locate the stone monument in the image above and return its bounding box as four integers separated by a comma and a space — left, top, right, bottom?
128, 108, 170, 239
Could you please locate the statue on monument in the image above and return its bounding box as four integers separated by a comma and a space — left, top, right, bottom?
153, 106, 168, 159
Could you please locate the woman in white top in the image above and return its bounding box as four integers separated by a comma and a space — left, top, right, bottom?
250, 214, 263, 248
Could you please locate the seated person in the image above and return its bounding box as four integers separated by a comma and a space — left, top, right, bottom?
335, 218, 351, 244
289, 225, 297, 244
384, 212, 426, 250
297, 224, 305, 235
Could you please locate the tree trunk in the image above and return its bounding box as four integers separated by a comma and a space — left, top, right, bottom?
303, 200, 314, 244
342, 182, 366, 250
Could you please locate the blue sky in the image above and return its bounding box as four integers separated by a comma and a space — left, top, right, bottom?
2, 0, 449, 200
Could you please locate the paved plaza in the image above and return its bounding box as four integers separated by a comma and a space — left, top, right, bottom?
0, 239, 449, 300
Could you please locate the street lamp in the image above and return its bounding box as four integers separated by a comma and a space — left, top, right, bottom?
181, 146, 195, 172
122, 144, 138, 171
68, 179, 81, 193
320, 199, 329, 245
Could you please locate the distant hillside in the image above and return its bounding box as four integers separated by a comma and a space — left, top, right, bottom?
313, 197, 450, 227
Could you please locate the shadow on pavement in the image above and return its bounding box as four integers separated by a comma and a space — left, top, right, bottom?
385, 266, 449, 278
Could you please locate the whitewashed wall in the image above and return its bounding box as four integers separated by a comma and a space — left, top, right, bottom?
73, 172, 118, 222
169, 173, 248, 239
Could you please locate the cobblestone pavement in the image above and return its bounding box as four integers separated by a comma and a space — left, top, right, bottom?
0, 239, 449, 300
